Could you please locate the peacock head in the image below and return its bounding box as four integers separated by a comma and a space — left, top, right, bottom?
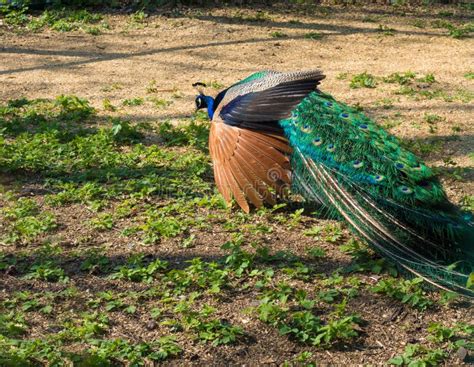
195, 94, 207, 110
193, 82, 215, 120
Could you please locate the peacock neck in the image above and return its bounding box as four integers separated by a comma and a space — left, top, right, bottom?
204, 96, 215, 120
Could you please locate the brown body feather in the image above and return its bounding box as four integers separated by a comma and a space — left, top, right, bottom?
209, 118, 292, 213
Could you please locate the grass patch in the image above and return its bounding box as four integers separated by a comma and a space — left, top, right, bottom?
0, 89, 470, 365
350, 72, 377, 89
304, 32, 323, 40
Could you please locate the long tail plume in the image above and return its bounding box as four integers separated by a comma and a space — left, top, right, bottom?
293, 146, 474, 297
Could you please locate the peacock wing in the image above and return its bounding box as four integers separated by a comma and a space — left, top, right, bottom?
209, 116, 292, 213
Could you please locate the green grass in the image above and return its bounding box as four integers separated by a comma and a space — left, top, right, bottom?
1, 196, 57, 244
377, 24, 396, 36
350, 72, 377, 89
304, 32, 323, 40
431, 19, 474, 39
0, 93, 470, 365
270, 31, 288, 38
1, 6, 109, 34
371, 277, 433, 310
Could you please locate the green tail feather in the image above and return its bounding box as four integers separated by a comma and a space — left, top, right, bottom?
280, 92, 474, 296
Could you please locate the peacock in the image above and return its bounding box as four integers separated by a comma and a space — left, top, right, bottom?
194, 70, 474, 297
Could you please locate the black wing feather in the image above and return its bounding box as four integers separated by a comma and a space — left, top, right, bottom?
220, 79, 322, 126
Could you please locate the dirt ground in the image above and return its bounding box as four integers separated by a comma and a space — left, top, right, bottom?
0, 2, 473, 366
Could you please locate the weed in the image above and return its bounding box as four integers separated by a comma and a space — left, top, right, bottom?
306, 246, 326, 259
194, 319, 244, 346
129, 10, 148, 25
110, 255, 168, 283
383, 71, 416, 85
1, 197, 57, 244
388, 344, 447, 366
341, 238, 397, 276
0, 312, 28, 338
26, 9, 106, 34
87, 337, 181, 364
362, 15, 380, 23
305, 32, 323, 40
424, 113, 444, 124
270, 31, 287, 38
24, 261, 69, 283
372, 277, 433, 310
377, 24, 395, 36
417, 73, 436, 84
350, 72, 377, 89
80, 248, 110, 273
336, 72, 348, 80
222, 235, 254, 277
110, 119, 144, 143
102, 98, 116, 112
122, 97, 144, 106
412, 20, 425, 28
90, 213, 115, 231
204, 80, 224, 89
431, 20, 473, 39
149, 97, 172, 109
460, 195, 474, 212
238, 11, 272, 22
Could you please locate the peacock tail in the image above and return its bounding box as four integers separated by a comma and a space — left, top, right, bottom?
196, 70, 474, 297
280, 91, 474, 296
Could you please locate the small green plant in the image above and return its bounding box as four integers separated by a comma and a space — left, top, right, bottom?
427, 322, 474, 347
111, 119, 144, 143
417, 73, 436, 84
0, 312, 28, 337
90, 213, 115, 231
336, 72, 348, 80
424, 113, 444, 124
110, 255, 168, 283
25, 9, 106, 34
412, 20, 425, 28
388, 344, 447, 366
341, 238, 397, 276
24, 261, 68, 283
1, 5, 29, 27
1, 197, 57, 244
305, 32, 323, 40
372, 277, 432, 310
102, 98, 116, 111
204, 80, 224, 89
350, 72, 377, 89
306, 246, 326, 259
362, 15, 380, 23
383, 71, 416, 85
194, 319, 244, 346
240, 10, 272, 22
464, 71, 474, 80
222, 235, 254, 277
377, 24, 395, 36
80, 249, 110, 273
122, 97, 144, 106
146, 80, 159, 93
87, 337, 181, 364
129, 10, 148, 25
431, 20, 473, 39
148, 97, 172, 109
270, 31, 287, 38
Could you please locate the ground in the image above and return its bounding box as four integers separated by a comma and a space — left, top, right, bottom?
0, 3, 473, 366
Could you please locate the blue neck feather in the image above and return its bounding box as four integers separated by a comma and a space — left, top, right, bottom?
204, 96, 215, 119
